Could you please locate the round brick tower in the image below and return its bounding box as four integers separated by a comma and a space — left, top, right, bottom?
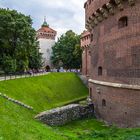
85, 0, 140, 127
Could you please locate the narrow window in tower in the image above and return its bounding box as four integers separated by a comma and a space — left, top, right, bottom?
89, 0, 91, 4
91, 34, 93, 42
118, 16, 128, 28
102, 99, 106, 107
98, 66, 103, 76
89, 87, 92, 98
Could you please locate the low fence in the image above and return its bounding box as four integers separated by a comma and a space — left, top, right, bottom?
0, 69, 81, 81
0, 71, 49, 81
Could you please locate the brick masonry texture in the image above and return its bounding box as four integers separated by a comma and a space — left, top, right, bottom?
35, 104, 94, 126
85, 0, 140, 127
81, 31, 91, 76
37, 26, 57, 40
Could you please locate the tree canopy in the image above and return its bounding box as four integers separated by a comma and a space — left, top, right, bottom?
51, 30, 82, 69
0, 8, 42, 74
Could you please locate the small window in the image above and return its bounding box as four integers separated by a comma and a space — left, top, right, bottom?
89, 87, 92, 98
89, 0, 91, 4
118, 16, 128, 28
91, 34, 93, 42
89, 87, 92, 93
102, 99, 106, 107
98, 66, 102, 76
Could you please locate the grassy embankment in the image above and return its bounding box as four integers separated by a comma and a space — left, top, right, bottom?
0, 73, 88, 140
0, 73, 140, 140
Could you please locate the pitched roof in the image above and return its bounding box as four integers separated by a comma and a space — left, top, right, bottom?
37, 26, 57, 34
37, 17, 57, 34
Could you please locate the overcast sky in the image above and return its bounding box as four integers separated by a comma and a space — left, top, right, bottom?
0, 0, 86, 38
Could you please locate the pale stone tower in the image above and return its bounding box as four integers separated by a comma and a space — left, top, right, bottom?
37, 17, 57, 68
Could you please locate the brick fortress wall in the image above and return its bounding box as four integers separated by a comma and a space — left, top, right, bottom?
81, 31, 91, 76
85, 0, 140, 127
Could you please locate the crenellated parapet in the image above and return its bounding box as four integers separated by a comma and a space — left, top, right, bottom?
85, 0, 136, 30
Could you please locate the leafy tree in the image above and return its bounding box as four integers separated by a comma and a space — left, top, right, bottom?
0, 8, 42, 73
73, 44, 82, 68
29, 45, 43, 70
51, 30, 82, 69
1, 55, 17, 74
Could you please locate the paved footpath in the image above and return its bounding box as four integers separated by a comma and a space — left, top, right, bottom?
0, 72, 50, 81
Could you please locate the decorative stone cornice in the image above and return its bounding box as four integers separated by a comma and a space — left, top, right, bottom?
106, 3, 115, 15
85, 23, 91, 30
89, 79, 140, 90
93, 18, 99, 25
114, 0, 124, 10
86, 19, 93, 31
91, 21, 96, 28
99, 8, 109, 19
85, 23, 89, 28
94, 12, 103, 22
90, 16, 96, 28
128, 0, 135, 6
88, 17, 92, 23
85, 0, 136, 29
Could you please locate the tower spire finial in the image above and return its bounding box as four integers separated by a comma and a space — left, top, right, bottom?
44, 16, 46, 22
42, 16, 49, 27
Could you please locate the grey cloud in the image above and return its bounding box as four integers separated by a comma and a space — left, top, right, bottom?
0, 0, 86, 37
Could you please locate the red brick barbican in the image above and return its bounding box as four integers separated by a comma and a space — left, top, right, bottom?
85, 0, 140, 127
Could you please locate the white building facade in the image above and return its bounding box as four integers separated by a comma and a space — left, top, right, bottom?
37, 19, 57, 69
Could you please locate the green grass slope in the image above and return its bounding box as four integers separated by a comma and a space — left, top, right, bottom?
0, 73, 140, 140
0, 98, 66, 140
0, 73, 88, 112
0, 73, 89, 140
58, 118, 140, 140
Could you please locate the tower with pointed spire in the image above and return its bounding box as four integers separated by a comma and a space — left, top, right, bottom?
42, 16, 49, 27
37, 17, 57, 68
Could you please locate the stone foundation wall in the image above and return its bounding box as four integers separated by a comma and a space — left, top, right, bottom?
35, 103, 94, 126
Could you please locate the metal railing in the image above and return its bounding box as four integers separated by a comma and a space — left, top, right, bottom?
0, 71, 49, 81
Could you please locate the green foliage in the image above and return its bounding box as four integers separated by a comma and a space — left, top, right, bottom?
1, 55, 16, 74
73, 44, 82, 68
29, 44, 43, 70
51, 30, 82, 69
125, 135, 140, 140
58, 119, 140, 140
0, 8, 42, 73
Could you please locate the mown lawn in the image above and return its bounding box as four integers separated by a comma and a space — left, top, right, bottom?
0, 97, 66, 140
0, 73, 88, 112
0, 72, 140, 140
0, 73, 88, 140
57, 118, 140, 140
